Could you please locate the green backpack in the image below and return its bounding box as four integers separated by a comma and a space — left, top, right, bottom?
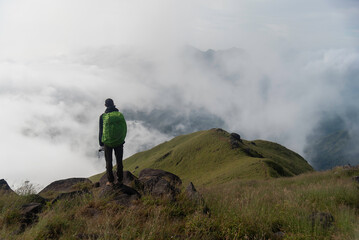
101, 111, 127, 147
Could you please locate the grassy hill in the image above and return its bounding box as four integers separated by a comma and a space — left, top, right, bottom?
2, 128, 359, 239
1, 166, 359, 239
92, 128, 313, 185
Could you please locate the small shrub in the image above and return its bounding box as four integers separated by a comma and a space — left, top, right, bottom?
15, 181, 38, 196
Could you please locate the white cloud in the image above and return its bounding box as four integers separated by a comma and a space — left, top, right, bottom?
0, 0, 359, 187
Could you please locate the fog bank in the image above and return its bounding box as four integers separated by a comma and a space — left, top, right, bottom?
0, 0, 358, 187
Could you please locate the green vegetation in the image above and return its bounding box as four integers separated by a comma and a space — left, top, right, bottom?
92, 129, 313, 185
202, 167, 359, 239
1, 129, 358, 239
1, 167, 359, 239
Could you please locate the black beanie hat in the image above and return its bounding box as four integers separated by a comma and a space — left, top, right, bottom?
105, 98, 114, 107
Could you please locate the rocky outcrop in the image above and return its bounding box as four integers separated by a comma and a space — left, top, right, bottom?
17, 195, 47, 233
228, 132, 264, 158
99, 184, 141, 206
139, 168, 182, 186
185, 182, 210, 214
186, 182, 202, 202
20, 202, 44, 225
29, 168, 202, 208
230, 132, 242, 149
230, 133, 242, 142
138, 168, 182, 198
39, 178, 92, 197
0, 179, 15, 195
98, 168, 204, 205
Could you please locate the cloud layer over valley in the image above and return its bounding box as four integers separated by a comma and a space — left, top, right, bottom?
0, 0, 359, 187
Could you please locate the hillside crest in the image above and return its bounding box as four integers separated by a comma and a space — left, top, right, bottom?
92, 128, 313, 185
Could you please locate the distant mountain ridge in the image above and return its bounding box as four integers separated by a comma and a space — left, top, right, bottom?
305, 113, 359, 170
92, 128, 313, 185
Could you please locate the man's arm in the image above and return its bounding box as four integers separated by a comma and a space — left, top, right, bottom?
99, 114, 104, 146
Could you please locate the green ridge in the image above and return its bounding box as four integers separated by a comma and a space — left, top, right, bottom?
91, 128, 313, 185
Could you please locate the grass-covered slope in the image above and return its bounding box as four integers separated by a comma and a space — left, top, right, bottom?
92, 128, 313, 185
2, 164, 358, 239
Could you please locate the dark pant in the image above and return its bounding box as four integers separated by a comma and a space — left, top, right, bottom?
104, 144, 124, 183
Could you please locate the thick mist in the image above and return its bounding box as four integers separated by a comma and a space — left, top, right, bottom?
0, 0, 358, 188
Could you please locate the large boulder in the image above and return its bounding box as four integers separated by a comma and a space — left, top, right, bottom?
138, 168, 182, 198
39, 178, 92, 198
139, 168, 182, 186
20, 202, 44, 225
0, 179, 15, 195
98, 184, 141, 206
11, 202, 46, 234
16, 195, 47, 233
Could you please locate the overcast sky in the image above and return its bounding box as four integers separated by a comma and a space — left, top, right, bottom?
0, 0, 358, 189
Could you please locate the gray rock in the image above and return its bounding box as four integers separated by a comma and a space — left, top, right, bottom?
139, 168, 182, 186
15, 201, 46, 233
230, 132, 242, 149
0, 179, 15, 195
39, 178, 92, 195
0, 179, 12, 191
185, 182, 202, 202
145, 177, 179, 197
230, 133, 242, 141
185, 182, 209, 215
99, 184, 141, 206
139, 168, 182, 198
230, 139, 240, 149
20, 202, 43, 225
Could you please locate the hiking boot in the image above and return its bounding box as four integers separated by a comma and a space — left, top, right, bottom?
106, 181, 114, 186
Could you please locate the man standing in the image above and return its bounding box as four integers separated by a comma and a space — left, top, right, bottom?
99, 98, 127, 186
